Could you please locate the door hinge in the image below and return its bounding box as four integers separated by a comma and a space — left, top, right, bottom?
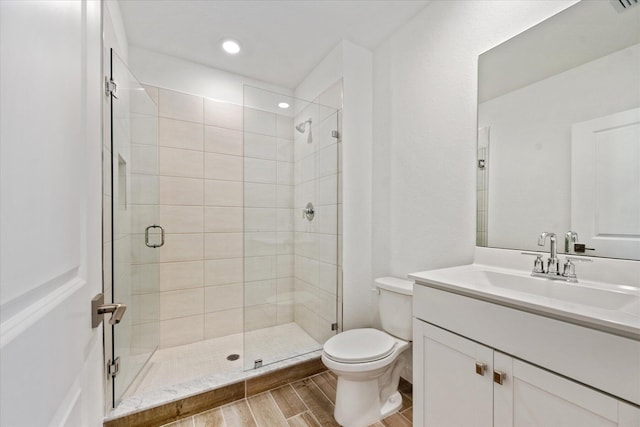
108, 357, 120, 378
331, 322, 338, 331
105, 76, 118, 98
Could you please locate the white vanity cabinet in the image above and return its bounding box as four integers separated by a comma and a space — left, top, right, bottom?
412, 279, 640, 427
415, 319, 640, 427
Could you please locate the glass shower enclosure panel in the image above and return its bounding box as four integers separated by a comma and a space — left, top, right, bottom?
243, 85, 341, 370
110, 50, 160, 404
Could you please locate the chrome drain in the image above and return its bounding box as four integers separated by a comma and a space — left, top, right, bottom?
226, 354, 240, 361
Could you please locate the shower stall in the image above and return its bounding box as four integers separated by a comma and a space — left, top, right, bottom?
107, 50, 342, 410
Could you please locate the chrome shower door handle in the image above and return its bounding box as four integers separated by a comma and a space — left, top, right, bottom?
145, 224, 165, 248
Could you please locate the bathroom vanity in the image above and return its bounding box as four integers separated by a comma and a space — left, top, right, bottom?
410, 248, 640, 427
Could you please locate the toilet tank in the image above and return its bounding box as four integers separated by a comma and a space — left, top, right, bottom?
376, 277, 414, 340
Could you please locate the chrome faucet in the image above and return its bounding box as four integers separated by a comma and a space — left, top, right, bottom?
528, 231, 591, 283
538, 232, 559, 274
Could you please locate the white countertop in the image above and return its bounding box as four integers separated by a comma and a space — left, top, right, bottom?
410, 248, 640, 340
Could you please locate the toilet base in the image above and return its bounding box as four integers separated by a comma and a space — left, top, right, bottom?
380, 391, 403, 419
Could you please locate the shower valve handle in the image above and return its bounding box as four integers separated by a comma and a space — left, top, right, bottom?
302, 202, 315, 221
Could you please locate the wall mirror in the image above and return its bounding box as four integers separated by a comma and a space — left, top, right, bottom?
477, 0, 640, 260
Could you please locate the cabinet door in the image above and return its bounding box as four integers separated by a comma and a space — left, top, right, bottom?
414, 320, 493, 427
494, 352, 640, 427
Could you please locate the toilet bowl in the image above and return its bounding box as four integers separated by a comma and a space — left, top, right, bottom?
322, 277, 413, 427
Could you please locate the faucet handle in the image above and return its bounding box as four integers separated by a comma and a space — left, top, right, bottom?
533, 255, 545, 273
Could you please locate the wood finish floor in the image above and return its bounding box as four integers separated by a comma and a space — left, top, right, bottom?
161, 371, 413, 427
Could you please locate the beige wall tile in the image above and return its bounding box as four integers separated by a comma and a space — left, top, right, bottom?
277, 255, 294, 278
159, 176, 203, 205
159, 147, 204, 178
159, 118, 203, 151
245, 183, 277, 208
159, 89, 203, 123
245, 232, 278, 257
277, 115, 294, 140
141, 84, 159, 105
204, 99, 243, 130
244, 279, 276, 306
159, 233, 204, 262
277, 304, 294, 325
245, 256, 276, 282
160, 288, 204, 320
244, 132, 277, 160
131, 144, 158, 175
205, 180, 243, 207
131, 263, 159, 294
160, 205, 204, 234
131, 115, 158, 146
131, 173, 159, 205
204, 258, 243, 286
204, 153, 243, 181
244, 157, 277, 184
244, 107, 277, 136
204, 233, 243, 259
245, 304, 277, 331
159, 260, 204, 291
204, 308, 243, 339
204, 207, 243, 232
204, 126, 243, 156
245, 208, 277, 232
160, 315, 204, 348
277, 139, 294, 162
204, 283, 243, 312
131, 293, 159, 324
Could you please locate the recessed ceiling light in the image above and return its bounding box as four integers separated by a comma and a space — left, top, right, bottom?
278, 102, 290, 109
222, 39, 240, 55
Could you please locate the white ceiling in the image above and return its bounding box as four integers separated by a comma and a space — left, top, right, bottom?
118, 0, 430, 89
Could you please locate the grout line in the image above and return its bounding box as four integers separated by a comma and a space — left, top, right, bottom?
309, 373, 334, 406
244, 396, 261, 427
266, 390, 289, 423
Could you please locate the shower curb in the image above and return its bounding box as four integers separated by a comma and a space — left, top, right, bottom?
103, 357, 326, 427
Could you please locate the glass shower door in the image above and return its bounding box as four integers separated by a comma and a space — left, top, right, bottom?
110, 50, 160, 405
242, 85, 341, 370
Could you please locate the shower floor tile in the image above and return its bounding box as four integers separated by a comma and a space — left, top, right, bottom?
125, 322, 320, 398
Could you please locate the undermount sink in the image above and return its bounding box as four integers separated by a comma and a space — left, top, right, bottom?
452, 269, 639, 312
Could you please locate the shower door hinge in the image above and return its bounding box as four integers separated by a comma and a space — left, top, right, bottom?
105, 76, 118, 98
331, 323, 338, 331
107, 357, 120, 378
331, 130, 340, 139
254, 359, 263, 369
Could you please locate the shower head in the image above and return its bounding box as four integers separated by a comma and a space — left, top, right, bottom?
295, 118, 312, 133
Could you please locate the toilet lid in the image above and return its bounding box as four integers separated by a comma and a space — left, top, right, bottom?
323, 328, 396, 363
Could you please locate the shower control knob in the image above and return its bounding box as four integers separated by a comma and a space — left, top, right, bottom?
302, 202, 315, 221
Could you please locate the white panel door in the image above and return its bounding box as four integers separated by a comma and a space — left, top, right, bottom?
494, 353, 640, 427
0, 1, 104, 426
415, 320, 493, 427
572, 108, 640, 259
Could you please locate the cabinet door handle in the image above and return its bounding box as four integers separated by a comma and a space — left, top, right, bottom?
493, 370, 506, 385
475, 362, 487, 376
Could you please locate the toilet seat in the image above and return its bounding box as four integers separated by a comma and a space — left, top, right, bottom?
323, 328, 396, 363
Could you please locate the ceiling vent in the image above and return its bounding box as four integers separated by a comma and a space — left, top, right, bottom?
611, 0, 639, 12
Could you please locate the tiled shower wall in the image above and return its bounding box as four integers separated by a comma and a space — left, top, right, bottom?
293, 80, 343, 344
138, 85, 297, 349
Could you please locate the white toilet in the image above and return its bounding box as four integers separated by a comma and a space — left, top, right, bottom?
322, 277, 413, 427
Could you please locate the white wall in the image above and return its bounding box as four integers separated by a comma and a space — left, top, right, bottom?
372, 0, 578, 279
295, 40, 374, 330
481, 44, 640, 252
129, 47, 292, 105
